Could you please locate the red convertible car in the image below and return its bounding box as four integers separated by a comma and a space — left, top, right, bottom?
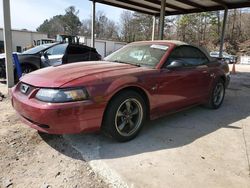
11, 40, 230, 142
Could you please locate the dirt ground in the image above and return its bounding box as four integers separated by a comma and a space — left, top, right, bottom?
0, 86, 108, 187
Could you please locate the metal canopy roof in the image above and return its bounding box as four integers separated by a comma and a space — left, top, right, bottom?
92, 0, 250, 15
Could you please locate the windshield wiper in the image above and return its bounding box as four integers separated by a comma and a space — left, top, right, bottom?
111, 60, 141, 67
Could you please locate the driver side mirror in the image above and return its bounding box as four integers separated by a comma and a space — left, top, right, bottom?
166, 60, 185, 70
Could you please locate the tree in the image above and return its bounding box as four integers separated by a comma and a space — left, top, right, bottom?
119, 11, 156, 42
176, 12, 218, 48
62, 6, 82, 35
37, 6, 82, 37
80, 11, 119, 40
120, 11, 136, 42
37, 15, 64, 38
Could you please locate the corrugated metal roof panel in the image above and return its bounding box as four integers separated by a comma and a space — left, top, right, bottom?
91, 0, 250, 15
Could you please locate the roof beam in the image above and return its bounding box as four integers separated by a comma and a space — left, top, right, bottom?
154, 2, 250, 16
91, 0, 156, 15
211, 0, 227, 7
175, 0, 206, 11
144, 0, 186, 12
93, 0, 250, 16
116, 0, 160, 12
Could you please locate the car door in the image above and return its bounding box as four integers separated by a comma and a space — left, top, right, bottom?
154, 45, 211, 113
67, 46, 91, 63
41, 44, 68, 66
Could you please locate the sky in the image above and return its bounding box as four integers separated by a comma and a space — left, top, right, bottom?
1, 1, 249, 32
0, 0, 124, 31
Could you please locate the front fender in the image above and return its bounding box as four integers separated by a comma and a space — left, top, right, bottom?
104, 75, 151, 105
106, 76, 139, 97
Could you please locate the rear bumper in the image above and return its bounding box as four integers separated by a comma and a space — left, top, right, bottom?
11, 84, 105, 134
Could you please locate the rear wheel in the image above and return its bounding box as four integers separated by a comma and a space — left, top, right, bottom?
102, 90, 146, 142
206, 79, 225, 109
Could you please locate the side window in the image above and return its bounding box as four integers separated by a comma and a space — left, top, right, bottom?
46, 44, 67, 56
166, 46, 209, 67
68, 46, 89, 55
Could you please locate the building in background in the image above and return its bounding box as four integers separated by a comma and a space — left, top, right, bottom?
0, 28, 48, 52
0, 29, 126, 58
81, 37, 126, 57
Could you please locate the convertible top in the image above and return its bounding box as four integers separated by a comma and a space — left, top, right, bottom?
131, 40, 188, 46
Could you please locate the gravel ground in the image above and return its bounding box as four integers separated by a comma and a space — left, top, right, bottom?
0, 85, 108, 188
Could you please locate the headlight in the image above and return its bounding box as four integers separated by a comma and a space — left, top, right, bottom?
35, 88, 89, 102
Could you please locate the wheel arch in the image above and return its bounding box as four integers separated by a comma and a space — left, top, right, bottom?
219, 75, 226, 84
101, 85, 151, 128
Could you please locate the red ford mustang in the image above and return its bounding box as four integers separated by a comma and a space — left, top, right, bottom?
11, 41, 230, 142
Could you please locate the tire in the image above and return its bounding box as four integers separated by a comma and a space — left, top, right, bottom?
102, 90, 146, 142
206, 79, 225, 109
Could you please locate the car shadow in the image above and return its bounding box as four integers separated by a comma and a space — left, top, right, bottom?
38, 132, 85, 161
40, 72, 250, 161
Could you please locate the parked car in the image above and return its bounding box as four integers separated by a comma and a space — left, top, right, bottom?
0, 43, 101, 80
0, 52, 20, 78
210, 51, 237, 64
11, 40, 230, 142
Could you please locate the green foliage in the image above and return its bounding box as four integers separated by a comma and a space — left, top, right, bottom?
80, 11, 119, 40
37, 6, 82, 38
177, 12, 218, 47
36, 6, 250, 54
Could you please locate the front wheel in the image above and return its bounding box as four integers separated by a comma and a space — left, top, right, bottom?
206, 79, 225, 109
102, 90, 146, 142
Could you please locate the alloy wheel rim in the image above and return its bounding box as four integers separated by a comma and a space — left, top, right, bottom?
115, 98, 143, 137
213, 83, 224, 106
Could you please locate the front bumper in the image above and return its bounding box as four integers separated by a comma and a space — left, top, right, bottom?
11, 83, 105, 134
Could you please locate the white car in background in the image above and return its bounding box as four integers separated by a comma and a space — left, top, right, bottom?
210, 51, 237, 64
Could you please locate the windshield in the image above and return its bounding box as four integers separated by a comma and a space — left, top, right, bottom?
104, 44, 169, 67
22, 43, 55, 54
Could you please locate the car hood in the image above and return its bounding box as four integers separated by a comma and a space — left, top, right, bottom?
21, 61, 141, 87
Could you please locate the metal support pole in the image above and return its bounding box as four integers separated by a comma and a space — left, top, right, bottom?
3, 0, 14, 87
159, 0, 166, 40
219, 8, 228, 58
91, 0, 96, 48
152, 16, 156, 41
